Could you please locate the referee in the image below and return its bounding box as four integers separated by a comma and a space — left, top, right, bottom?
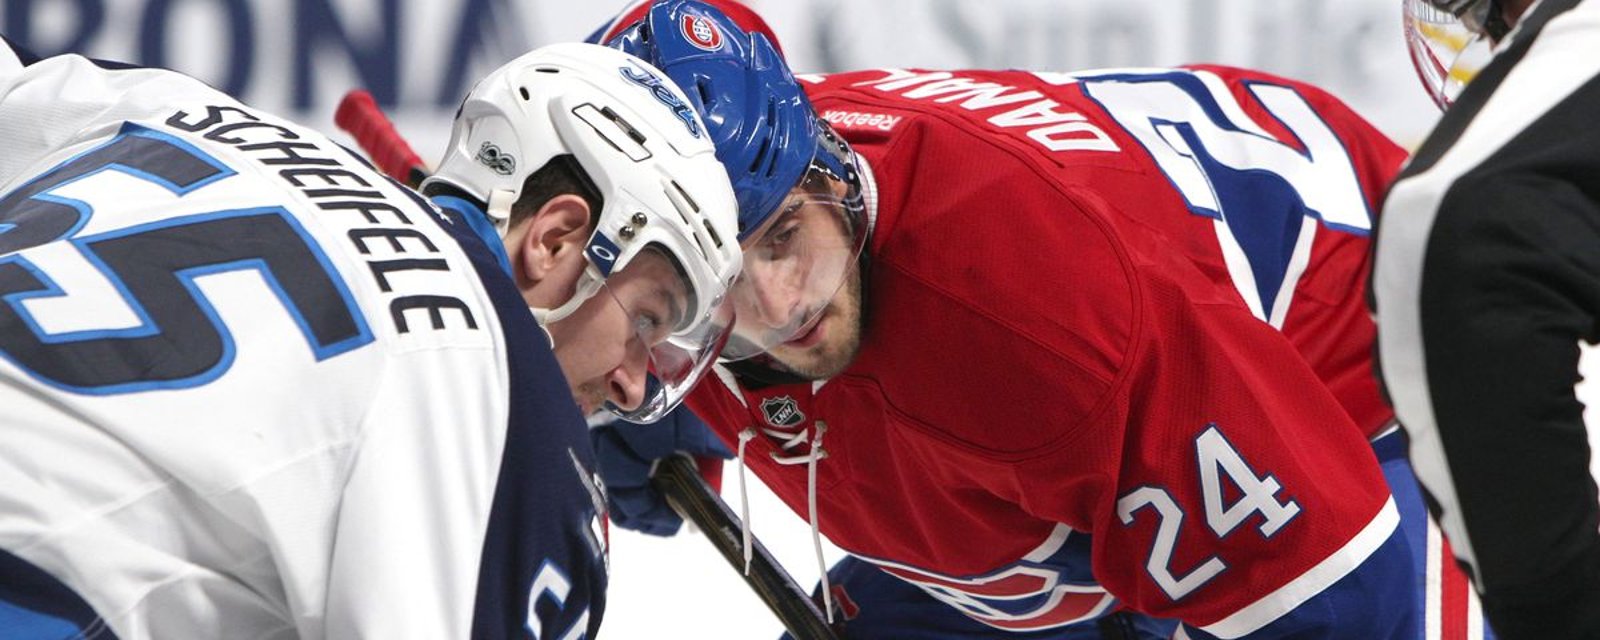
1374, 0, 1600, 636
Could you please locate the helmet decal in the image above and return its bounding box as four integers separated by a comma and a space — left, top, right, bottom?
619, 64, 703, 138
475, 141, 516, 176
682, 14, 724, 51
585, 232, 623, 277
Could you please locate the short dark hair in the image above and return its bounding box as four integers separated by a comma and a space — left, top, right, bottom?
421, 153, 603, 230
510, 154, 604, 229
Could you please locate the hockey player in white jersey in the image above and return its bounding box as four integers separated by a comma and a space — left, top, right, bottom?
0, 37, 740, 639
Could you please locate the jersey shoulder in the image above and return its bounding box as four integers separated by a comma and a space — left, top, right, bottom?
802, 65, 1400, 456
826, 100, 1141, 456
0, 53, 509, 458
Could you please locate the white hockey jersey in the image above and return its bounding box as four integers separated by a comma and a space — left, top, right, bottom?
0, 46, 605, 639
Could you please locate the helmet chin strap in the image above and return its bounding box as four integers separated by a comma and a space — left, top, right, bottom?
484, 187, 585, 345
484, 188, 610, 347
486, 188, 517, 235
529, 266, 606, 346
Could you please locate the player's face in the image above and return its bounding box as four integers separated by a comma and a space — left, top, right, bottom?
729, 175, 865, 379
547, 249, 691, 415
760, 260, 863, 380
726, 169, 867, 377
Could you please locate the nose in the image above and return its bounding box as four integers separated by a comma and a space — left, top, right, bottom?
605, 337, 652, 412
739, 263, 804, 329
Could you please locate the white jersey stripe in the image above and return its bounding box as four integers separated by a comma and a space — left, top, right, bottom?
1202, 497, 1399, 638
0, 43, 22, 75
1426, 514, 1444, 640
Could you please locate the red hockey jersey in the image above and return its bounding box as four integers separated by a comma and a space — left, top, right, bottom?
688, 65, 1409, 634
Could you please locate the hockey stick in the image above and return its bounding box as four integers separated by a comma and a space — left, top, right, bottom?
651, 455, 841, 640
333, 89, 429, 189
331, 90, 840, 640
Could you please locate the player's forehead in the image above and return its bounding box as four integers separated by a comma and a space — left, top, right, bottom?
786, 168, 849, 204
612, 248, 689, 318
746, 177, 851, 238
618, 247, 682, 282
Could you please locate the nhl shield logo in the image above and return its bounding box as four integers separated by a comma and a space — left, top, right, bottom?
760, 396, 804, 428
682, 15, 723, 51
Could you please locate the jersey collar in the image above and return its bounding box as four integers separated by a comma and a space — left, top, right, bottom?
429, 194, 512, 276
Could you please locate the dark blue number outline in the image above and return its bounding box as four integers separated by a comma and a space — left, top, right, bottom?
1078, 71, 1374, 320
0, 123, 374, 394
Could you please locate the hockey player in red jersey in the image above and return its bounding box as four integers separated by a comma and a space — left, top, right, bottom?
585, 1, 1502, 638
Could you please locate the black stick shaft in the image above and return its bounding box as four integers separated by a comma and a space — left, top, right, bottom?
651, 455, 841, 640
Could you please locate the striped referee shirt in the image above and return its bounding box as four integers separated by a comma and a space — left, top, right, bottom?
1373, 0, 1600, 636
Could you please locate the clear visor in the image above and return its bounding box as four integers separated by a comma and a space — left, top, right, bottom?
1404, 0, 1496, 108
599, 247, 735, 423
722, 160, 867, 361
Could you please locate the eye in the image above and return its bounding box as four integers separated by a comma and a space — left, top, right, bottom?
762, 203, 806, 250
634, 311, 667, 343
770, 223, 800, 247
631, 290, 683, 344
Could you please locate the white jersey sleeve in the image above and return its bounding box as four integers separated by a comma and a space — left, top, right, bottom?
0, 37, 24, 76
0, 52, 604, 640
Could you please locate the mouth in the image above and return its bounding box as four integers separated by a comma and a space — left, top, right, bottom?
783, 309, 828, 349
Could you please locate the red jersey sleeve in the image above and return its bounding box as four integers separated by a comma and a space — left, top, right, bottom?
1016, 246, 1397, 629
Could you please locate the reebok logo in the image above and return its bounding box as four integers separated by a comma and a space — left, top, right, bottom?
823, 109, 902, 132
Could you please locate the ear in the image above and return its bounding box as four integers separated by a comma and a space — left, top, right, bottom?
513, 194, 594, 305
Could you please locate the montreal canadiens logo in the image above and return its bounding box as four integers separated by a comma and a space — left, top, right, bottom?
682, 15, 723, 51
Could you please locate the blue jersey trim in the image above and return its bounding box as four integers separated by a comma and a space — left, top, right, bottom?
422, 199, 606, 639
429, 195, 512, 276
0, 548, 113, 639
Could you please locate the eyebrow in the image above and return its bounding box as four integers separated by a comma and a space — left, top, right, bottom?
656, 285, 686, 332
769, 201, 804, 229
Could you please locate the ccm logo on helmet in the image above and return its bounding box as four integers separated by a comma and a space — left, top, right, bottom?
619, 64, 703, 139
681, 14, 723, 51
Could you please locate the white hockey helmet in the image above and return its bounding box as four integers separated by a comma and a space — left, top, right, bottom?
424, 42, 742, 423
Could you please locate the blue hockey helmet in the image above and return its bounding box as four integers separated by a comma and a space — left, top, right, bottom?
606, 0, 840, 239
604, 0, 868, 361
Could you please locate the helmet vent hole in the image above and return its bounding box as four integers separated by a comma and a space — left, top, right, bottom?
750, 136, 772, 175
694, 78, 714, 106
519, 87, 531, 100
755, 98, 780, 178
601, 106, 650, 146
702, 219, 724, 249
669, 180, 701, 213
